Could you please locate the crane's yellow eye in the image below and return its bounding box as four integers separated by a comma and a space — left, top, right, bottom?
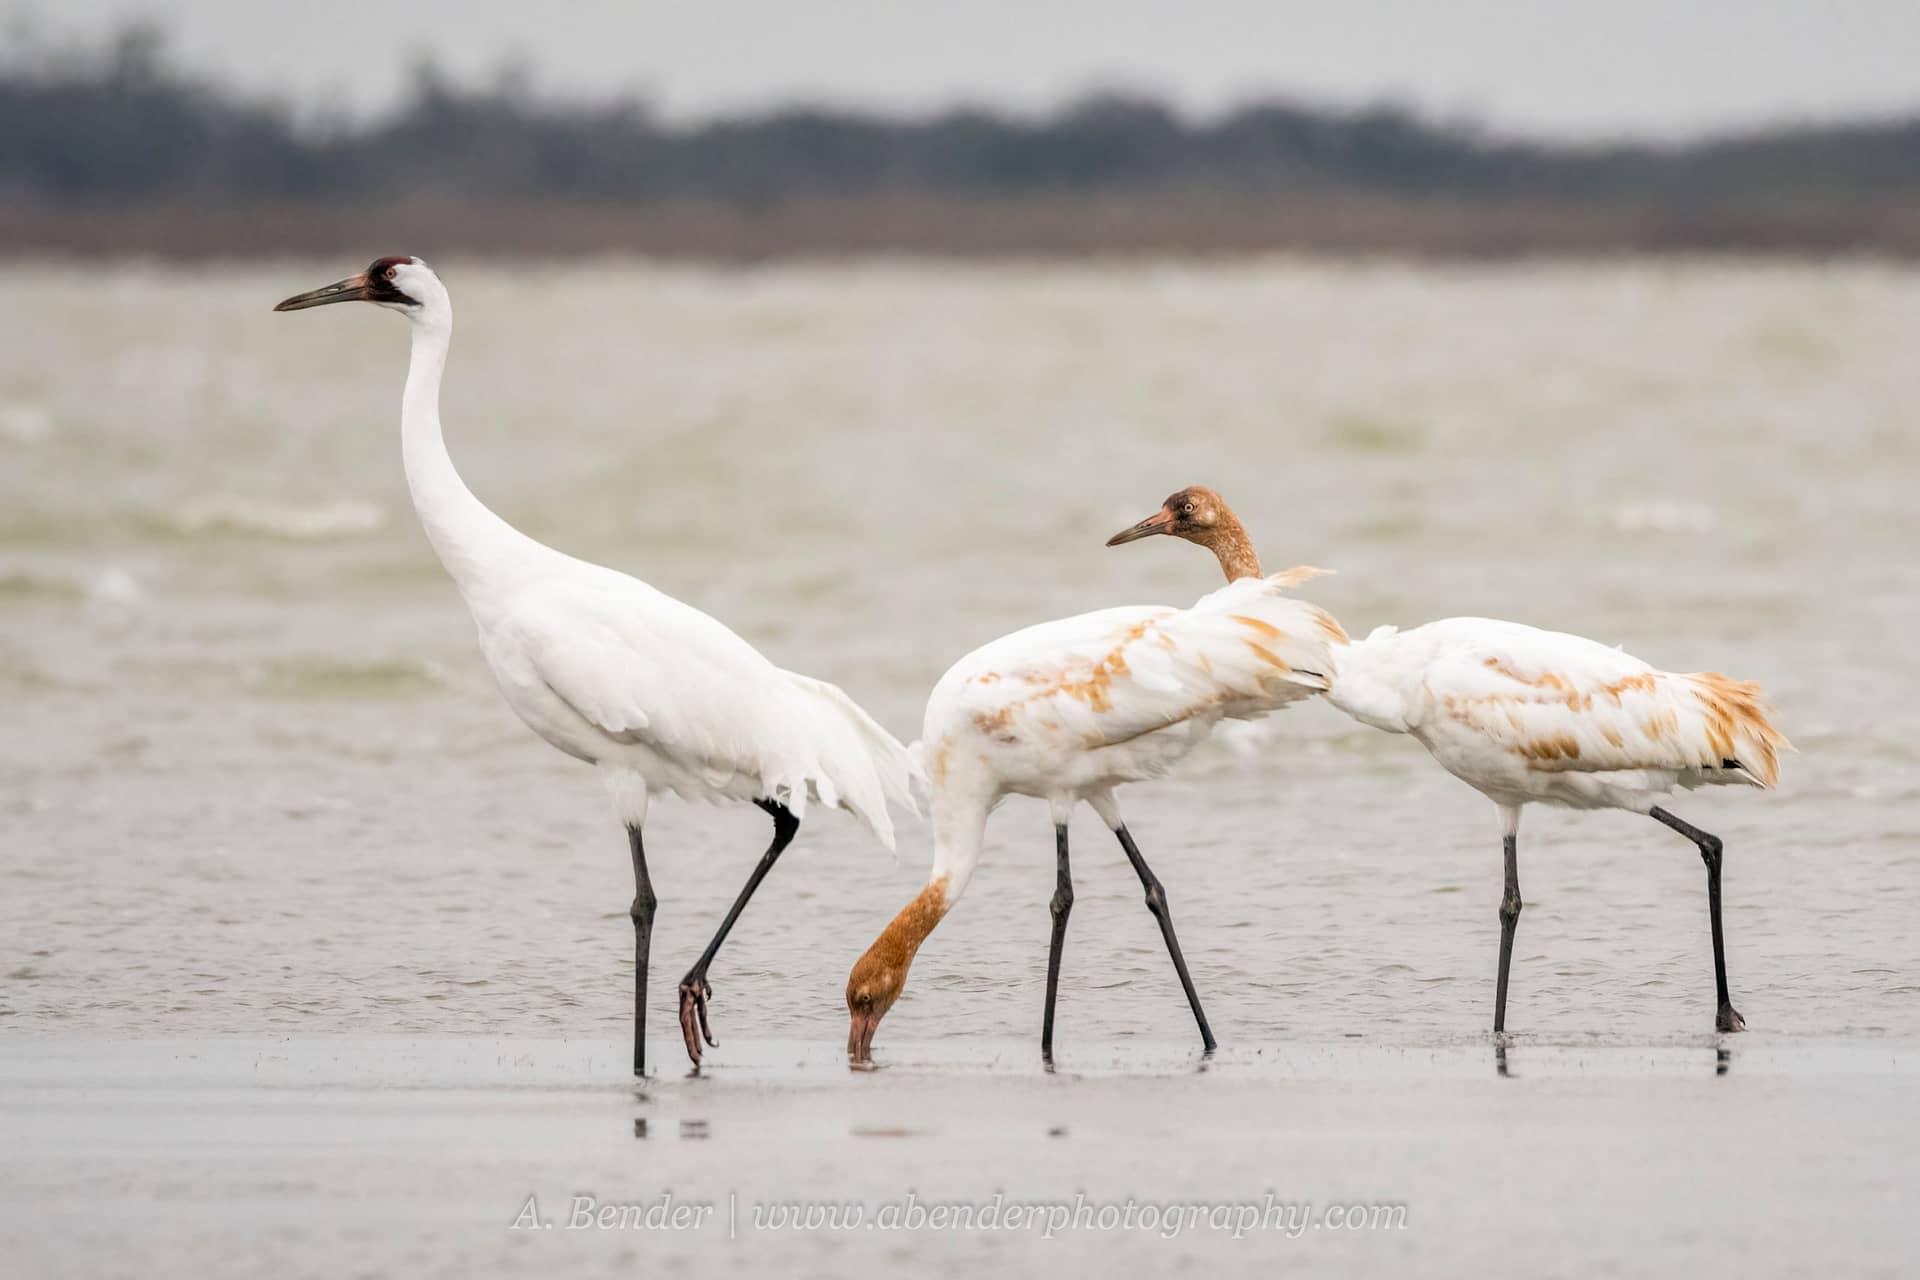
1181, 502, 1194, 514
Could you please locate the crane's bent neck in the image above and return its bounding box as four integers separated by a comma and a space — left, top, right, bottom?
927, 792, 988, 905
401, 311, 540, 605
859, 790, 988, 972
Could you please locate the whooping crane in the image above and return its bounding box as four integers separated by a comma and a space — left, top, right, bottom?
1108, 485, 1787, 1034
275, 257, 917, 1074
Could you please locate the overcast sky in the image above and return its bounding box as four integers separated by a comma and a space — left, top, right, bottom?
26, 0, 1920, 139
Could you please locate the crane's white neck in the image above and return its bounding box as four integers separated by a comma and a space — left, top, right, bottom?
400, 307, 541, 607
926, 793, 988, 906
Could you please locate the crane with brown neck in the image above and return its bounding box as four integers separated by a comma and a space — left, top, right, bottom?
1107, 485, 1786, 1036
843, 560, 1344, 1066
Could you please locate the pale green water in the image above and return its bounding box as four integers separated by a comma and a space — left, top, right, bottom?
1, 258, 1917, 1274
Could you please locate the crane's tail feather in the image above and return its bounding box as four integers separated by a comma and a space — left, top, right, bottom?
1682, 672, 1791, 788
777, 671, 921, 851
904, 739, 934, 800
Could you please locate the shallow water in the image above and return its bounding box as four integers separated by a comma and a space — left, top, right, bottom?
5, 256, 1919, 1274
4, 256, 1916, 1051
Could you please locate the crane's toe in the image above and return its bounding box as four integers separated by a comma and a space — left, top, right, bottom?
678, 977, 717, 1063
1717, 1003, 1747, 1033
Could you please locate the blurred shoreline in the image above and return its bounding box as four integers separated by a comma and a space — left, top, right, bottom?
8, 194, 1919, 261
6, 22, 1920, 260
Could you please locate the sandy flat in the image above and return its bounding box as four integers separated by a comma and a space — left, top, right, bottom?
2, 1037, 1914, 1276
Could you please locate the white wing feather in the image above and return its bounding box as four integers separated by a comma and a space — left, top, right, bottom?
1344, 618, 1788, 787
945, 570, 1346, 752
494, 577, 916, 844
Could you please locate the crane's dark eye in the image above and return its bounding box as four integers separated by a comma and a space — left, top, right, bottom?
385, 266, 397, 280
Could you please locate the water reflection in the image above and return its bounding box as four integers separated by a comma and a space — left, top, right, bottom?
1492, 1043, 1736, 1080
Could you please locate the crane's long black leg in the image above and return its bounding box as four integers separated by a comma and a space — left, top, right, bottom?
1112, 824, 1217, 1052
628, 824, 657, 1079
1651, 806, 1746, 1032
1042, 823, 1073, 1065
1494, 833, 1523, 1034
676, 799, 801, 1065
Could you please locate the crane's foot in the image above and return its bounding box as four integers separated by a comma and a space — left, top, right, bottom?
678, 975, 717, 1064
1716, 1003, 1747, 1033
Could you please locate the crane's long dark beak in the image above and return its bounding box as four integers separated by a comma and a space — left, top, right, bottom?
273, 273, 374, 312
1106, 507, 1176, 546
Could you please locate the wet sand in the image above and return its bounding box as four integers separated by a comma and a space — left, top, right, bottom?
3, 1037, 1914, 1276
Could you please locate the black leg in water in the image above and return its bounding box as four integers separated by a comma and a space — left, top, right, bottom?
628, 824, 657, 1079
1651, 806, 1746, 1032
677, 799, 801, 1065
1042, 823, 1074, 1064
1113, 824, 1217, 1052
1493, 833, 1523, 1034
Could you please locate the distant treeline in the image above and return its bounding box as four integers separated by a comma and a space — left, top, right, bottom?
6, 23, 1920, 257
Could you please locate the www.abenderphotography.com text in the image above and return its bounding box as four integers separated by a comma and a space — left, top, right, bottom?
511, 1192, 1409, 1240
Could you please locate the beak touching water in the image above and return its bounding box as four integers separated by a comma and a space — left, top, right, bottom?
1106, 506, 1176, 546
273, 273, 375, 312
848, 1008, 880, 1065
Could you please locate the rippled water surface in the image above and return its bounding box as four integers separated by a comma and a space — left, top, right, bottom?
3, 258, 1917, 1050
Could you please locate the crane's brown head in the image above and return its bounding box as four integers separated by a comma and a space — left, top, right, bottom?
1106, 486, 1262, 581
845, 878, 949, 1065
274, 256, 426, 312
844, 951, 905, 1067
1106, 486, 1229, 546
